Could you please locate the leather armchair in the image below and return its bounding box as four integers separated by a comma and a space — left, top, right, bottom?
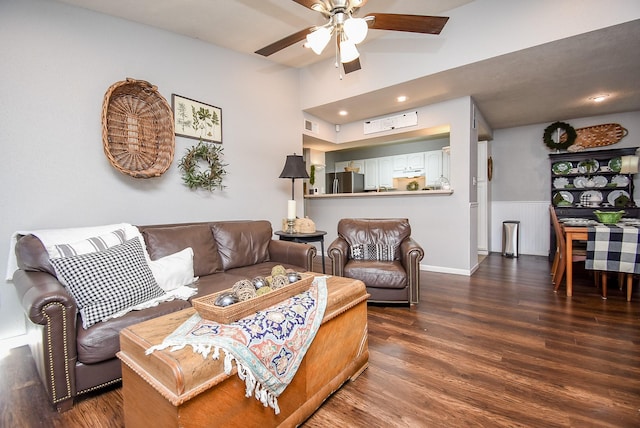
328, 218, 424, 305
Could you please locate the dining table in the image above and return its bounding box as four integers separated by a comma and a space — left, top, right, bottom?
563, 218, 640, 297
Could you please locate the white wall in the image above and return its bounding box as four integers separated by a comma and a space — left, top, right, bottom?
0, 0, 301, 341
489, 111, 640, 254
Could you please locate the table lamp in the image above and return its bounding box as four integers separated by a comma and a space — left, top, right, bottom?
620, 155, 639, 175
279, 153, 309, 233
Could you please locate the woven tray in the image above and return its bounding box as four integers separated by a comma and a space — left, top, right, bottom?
101, 78, 175, 178
192, 273, 315, 324
562, 123, 628, 151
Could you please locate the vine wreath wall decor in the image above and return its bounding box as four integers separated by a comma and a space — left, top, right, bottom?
543, 121, 577, 151
178, 141, 227, 191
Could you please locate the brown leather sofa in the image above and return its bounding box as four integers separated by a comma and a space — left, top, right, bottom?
11, 220, 315, 412
328, 218, 424, 305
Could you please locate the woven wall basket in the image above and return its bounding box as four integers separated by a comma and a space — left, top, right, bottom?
101, 78, 175, 178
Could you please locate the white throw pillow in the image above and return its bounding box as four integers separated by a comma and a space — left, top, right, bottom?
52, 229, 126, 258
148, 247, 197, 291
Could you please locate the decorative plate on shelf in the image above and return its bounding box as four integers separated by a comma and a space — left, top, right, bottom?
577, 159, 599, 174
611, 174, 629, 187
592, 175, 608, 188
552, 161, 573, 175
553, 191, 574, 206
608, 157, 622, 172
608, 190, 630, 207
573, 176, 588, 188
553, 177, 569, 189
579, 190, 603, 207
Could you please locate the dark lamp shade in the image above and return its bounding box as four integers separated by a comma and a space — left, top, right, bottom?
279, 154, 310, 179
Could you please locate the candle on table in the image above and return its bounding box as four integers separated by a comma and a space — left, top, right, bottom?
287, 200, 296, 220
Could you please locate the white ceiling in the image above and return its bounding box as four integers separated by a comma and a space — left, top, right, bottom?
56, 0, 640, 133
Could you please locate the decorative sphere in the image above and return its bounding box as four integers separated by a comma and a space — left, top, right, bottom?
271, 265, 287, 277
287, 271, 301, 283
232, 279, 257, 301
271, 274, 289, 290
214, 292, 238, 307
256, 286, 272, 296
252, 276, 268, 289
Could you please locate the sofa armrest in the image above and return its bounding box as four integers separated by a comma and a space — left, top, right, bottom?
328, 237, 349, 276
12, 270, 78, 407
13, 270, 77, 325
268, 240, 316, 272
400, 237, 425, 304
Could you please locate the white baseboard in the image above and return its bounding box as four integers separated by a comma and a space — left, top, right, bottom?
0, 334, 28, 355
420, 263, 471, 276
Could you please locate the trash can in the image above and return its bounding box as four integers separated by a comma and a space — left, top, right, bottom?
502, 220, 520, 258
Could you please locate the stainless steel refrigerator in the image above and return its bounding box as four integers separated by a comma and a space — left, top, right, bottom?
326, 172, 365, 193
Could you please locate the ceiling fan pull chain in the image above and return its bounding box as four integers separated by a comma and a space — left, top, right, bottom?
335, 32, 343, 80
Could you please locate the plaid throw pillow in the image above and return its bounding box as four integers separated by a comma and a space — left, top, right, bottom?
50, 238, 165, 329
350, 244, 395, 261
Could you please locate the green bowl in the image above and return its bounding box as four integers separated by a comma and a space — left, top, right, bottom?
594, 210, 625, 224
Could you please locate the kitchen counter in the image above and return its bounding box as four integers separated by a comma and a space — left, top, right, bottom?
304, 189, 453, 199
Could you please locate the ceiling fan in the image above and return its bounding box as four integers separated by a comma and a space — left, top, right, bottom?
255, 0, 449, 76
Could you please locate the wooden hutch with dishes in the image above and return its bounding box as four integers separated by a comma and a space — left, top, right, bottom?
549, 146, 639, 255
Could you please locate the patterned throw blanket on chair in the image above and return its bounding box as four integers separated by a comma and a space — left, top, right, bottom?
146, 276, 328, 414
586, 225, 640, 274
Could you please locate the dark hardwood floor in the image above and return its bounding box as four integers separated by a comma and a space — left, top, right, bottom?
1, 254, 638, 427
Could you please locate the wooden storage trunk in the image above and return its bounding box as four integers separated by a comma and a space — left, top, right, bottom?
117, 276, 369, 428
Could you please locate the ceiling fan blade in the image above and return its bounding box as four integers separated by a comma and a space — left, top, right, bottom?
366, 13, 449, 35
343, 57, 361, 74
255, 27, 314, 57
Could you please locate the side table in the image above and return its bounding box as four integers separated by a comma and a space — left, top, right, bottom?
275, 230, 327, 273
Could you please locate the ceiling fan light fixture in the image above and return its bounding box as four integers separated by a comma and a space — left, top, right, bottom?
306, 26, 331, 55
343, 17, 368, 44
340, 37, 359, 63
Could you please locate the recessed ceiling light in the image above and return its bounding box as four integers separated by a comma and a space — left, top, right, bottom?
397, 95, 407, 102
589, 94, 610, 103
339, 110, 348, 116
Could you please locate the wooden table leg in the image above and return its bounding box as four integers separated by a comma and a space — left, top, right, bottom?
565, 231, 573, 297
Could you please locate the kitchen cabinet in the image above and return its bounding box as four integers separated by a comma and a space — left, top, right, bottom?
393, 153, 425, 171
393, 155, 408, 171
364, 159, 379, 190
425, 150, 443, 186
378, 157, 394, 188
408, 152, 425, 169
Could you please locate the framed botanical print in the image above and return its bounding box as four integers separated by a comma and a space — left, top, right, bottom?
172, 94, 222, 143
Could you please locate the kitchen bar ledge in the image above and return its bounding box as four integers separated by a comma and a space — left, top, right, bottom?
305, 189, 453, 199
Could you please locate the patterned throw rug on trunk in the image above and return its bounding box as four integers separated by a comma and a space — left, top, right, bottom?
146, 276, 328, 414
